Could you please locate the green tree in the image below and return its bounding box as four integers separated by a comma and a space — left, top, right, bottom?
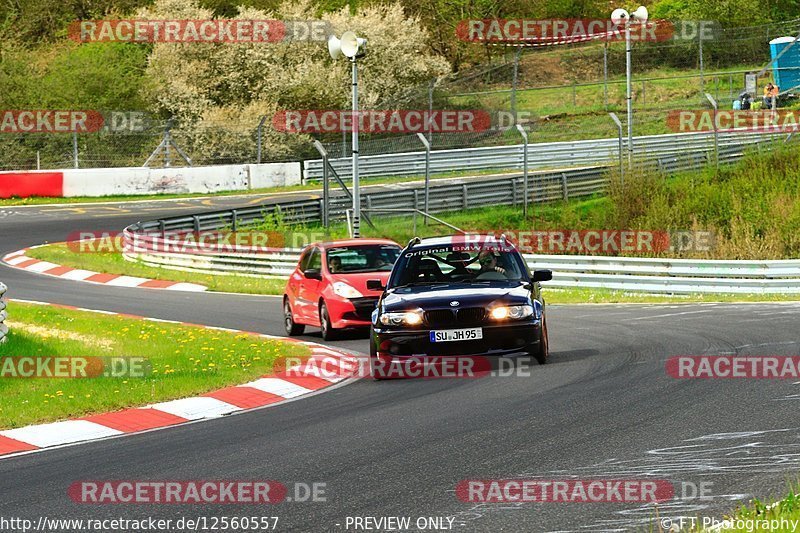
0, 0, 152, 44
139, 0, 450, 161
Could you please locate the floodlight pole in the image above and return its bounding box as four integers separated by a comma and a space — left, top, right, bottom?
351, 56, 361, 238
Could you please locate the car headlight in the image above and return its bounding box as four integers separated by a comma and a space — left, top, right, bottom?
332, 282, 363, 299
489, 305, 534, 320
379, 310, 423, 326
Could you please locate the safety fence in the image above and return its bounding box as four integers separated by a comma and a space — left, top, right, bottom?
304, 129, 788, 180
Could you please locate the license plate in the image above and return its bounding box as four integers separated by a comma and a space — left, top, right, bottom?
429, 328, 483, 343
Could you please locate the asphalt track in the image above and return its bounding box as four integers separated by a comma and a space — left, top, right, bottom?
1, 195, 800, 532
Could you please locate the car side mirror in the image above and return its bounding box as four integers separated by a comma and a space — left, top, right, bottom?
366, 279, 385, 291
303, 268, 322, 280
532, 269, 552, 282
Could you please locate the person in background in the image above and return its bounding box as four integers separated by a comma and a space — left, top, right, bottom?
739, 91, 752, 110
764, 83, 779, 109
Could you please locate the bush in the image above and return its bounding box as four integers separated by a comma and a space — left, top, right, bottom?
605, 143, 800, 259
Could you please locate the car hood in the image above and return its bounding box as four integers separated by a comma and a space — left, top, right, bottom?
330, 271, 391, 296
382, 282, 530, 311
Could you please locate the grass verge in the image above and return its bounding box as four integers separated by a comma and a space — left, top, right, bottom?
705, 487, 800, 532
0, 302, 309, 429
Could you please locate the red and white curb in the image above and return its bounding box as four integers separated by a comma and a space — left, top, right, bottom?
0, 300, 362, 459
1, 245, 206, 292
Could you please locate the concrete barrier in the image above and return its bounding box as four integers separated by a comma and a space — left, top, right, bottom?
0, 162, 302, 198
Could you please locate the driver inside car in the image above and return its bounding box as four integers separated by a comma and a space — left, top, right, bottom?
477, 251, 506, 276
329, 256, 343, 273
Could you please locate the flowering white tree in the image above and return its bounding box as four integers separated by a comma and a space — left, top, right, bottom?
139, 0, 450, 162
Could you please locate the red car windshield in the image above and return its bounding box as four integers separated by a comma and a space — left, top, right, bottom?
326, 245, 401, 274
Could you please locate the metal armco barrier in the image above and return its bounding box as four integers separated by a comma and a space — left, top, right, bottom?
125, 165, 611, 234
125, 140, 767, 240
303, 129, 788, 180
122, 240, 800, 294
0, 283, 8, 343
525, 255, 800, 294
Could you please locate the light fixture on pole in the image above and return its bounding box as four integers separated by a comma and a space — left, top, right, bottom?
611, 6, 648, 168
328, 31, 367, 238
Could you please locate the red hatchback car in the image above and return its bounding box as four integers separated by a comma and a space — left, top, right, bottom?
283, 239, 402, 340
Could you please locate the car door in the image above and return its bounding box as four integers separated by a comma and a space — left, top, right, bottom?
287, 247, 312, 319
296, 247, 322, 324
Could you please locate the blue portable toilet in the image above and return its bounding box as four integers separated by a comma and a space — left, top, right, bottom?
769, 36, 800, 93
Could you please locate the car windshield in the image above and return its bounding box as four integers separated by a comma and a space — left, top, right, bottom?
326, 244, 401, 274
389, 243, 527, 287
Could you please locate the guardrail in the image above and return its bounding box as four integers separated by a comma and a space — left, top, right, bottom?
125, 164, 612, 235
0, 283, 8, 343
121, 241, 800, 294
124, 141, 755, 238
527, 254, 800, 294
304, 129, 788, 180
120, 132, 800, 295
128, 137, 771, 245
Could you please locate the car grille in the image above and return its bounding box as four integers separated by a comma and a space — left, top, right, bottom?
424, 307, 486, 327
350, 297, 379, 320
457, 307, 486, 323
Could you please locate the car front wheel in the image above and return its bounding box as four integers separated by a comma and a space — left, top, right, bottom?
528, 317, 549, 365
369, 329, 385, 380
319, 301, 339, 341
284, 298, 305, 336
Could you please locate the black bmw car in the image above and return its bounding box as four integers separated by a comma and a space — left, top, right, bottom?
366, 235, 552, 379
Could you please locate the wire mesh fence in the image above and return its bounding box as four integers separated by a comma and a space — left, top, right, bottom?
4, 17, 800, 171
